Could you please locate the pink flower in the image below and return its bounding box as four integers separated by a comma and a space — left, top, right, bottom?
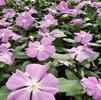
92, 2, 101, 8
26, 8, 38, 15
74, 31, 92, 44
81, 77, 101, 100
67, 45, 96, 62
75, 1, 88, 10
39, 14, 57, 28
73, 0, 81, 3
71, 19, 85, 25
0, 42, 14, 65
15, 0, 22, 4
0, 0, 5, 6
0, 18, 11, 26
6, 64, 58, 100
38, 28, 56, 41
54, 1, 82, 16
3, 9, 15, 18
67, 9, 82, 16
26, 37, 56, 61
97, 13, 101, 18
0, 29, 21, 42
54, 1, 69, 14
16, 12, 34, 29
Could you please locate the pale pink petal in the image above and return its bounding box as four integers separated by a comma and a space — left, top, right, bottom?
88, 77, 98, 84
26, 48, 38, 58
76, 52, 88, 62
45, 46, 55, 56
8, 88, 31, 100
26, 64, 48, 82
39, 73, 58, 95
41, 37, 52, 46
37, 51, 49, 61
6, 70, 30, 90
32, 90, 55, 100
28, 41, 40, 48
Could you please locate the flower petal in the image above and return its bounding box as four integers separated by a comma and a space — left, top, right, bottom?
37, 51, 49, 61
26, 64, 48, 82
7, 88, 31, 100
41, 37, 52, 46
26, 47, 38, 58
32, 90, 55, 100
39, 73, 58, 95
6, 70, 30, 90
45, 46, 55, 56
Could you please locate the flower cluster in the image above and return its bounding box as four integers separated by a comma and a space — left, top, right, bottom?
0, 0, 101, 100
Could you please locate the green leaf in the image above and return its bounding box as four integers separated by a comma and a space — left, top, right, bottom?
63, 38, 75, 43
58, 78, 84, 96
14, 52, 27, 59
65, 70, 79, 80
81, 23, 93, 28
0, 63, 5, 68
14, 44, 27, 51
21, 61, 31, 71
52, 53, 70, 60
88, 43, 101, 47
85, 5, 96, 19
53, 29, 66, 38
0, 86, 9, 100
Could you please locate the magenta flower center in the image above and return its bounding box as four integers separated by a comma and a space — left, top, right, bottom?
37, 45, 45, 51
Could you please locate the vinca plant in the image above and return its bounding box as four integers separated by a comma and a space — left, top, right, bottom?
0, 0, 101, 100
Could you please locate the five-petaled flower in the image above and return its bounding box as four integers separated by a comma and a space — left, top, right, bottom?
39, 14, 57, 28
67, 45, 96, 62
0, 42, 14, 65
81, 77, 101, 100
74, 31, 92, 44
3, 9, 16, 18
0, 29, 21, 43
16, 12, 34, 29
26, 37, 56, 61
6, 64, 58, 100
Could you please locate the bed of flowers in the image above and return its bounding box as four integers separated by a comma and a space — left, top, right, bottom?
0, 0, 101, 100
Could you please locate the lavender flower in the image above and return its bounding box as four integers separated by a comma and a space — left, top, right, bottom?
0, 42, 14, 65
26, 37, 56, 61
74, 31, 92, 44
67, 45, 96, 62
6, 64, 58, 100
71, 19, 85, 25
39, 14, 57, 28
81, 77, 101, 100
0, 29, 21, 42
3, 9, 16, 18
16, 12, 34, 29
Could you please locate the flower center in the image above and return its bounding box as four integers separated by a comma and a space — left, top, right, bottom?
1, 33, 5, 37
31, 83, 39, 90
76, 50, 81, 55
22, 19, 27, 23
37, 45, 45, 51
96, 84, 101, 90
27, 81, 39, 90
81, 34, 86, 38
